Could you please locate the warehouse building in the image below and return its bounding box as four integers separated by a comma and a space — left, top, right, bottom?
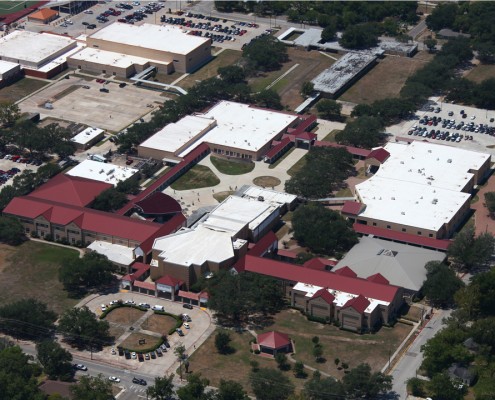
138, 101, 301, 162
68, 22, 212, 76
343, 142, 491, 239
0, 60, 21, 87
66, 160, 139, 186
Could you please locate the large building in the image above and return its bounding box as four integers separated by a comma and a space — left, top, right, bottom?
66, 160, 139, 186
68, 22, 212, 76
343, 142, 491, 239
138, 101, 303, 162
0, 31, 81, 78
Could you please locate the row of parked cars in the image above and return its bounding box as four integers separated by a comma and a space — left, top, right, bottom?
1, 153, 43, 165
417, 114, 495, 136
408, 126, 473, 142
0, 167, 20, 185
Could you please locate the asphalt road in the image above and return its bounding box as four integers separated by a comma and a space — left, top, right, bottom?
390, 308, 452, 399
408, 19, 427, 40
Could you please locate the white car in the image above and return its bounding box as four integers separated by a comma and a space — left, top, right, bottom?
83, 10, 93, 14
66, 19, 73, 24
111, 348, 116, 355
131, 352, 137, 359
124, 300, 135, 305
183, 322, 190, 329
109, 376, 120, 383
109, 300, 120, 305
101, 304, 107, 312
471, 115, 476, 120
138, 302, 150, 309
73, 364, 87, 371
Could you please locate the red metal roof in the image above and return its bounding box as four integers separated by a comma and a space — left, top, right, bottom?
353, 223, 452, 251
341, 201, 364, 216
303, 257, 336, 271
366, 148, 390, 163
244, 255, 399, 303
314, 141, 371, 158
30, 174, 111, 207
296, 131, 317, 141
232, 231, 278, 272
367, 273, 389, 285
342, 294, 370, 314
156, 274, 182, 287
133, 280, 155, 290
334, 266, 358, 278
311, 288, 335, 304
134, 192, 182, 215
117, 142, 210, 215
264, 137, 292, 159
277, 249, 298, 259
178, 290, 200, 300
257, 331, 290, 349
127, 262, 150, 281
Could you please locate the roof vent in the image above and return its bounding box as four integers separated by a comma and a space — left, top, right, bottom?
447, 159, 452, 163
401, 211, 405, 215
391, 197, 395, 200
432, 198, 438, 204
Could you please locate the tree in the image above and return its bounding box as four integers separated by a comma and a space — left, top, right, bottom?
447, 226, 495, 271
321, 23, 337, 43
316, 99, 342, 121
116, 177, 140, 195
243, 35, 288, 72
473, 78, 495, 110
215, 331, 233, 355
70, 374, 113, 400
291, 204, 358, 256
335, 116, 385, 148
0, 216, 25, 245
293, 361, 306, 378
176, 373, 213, 400
0, 298, 57, 340
285, 147, 355, 199
407, 377, 426, 397
250, 368, 295, 400
0, 102, 21, 127
254, 89, 283, 110
301, 81, 315, 97
275, 352, 290, 371
422, 261, 464, 307
426, 3, 458, 31
0, 346, 45, 400
58, 306, 111, 350
174, 343, 187, 380
342, 363, 393, 399
455, 268, 495, 318
215, 379, 249, 400
312, 336, 320, 346
424, 37, 438, 53
471, 317, 495, 354
313, 344, 324, 363
36, 339, 73, 381
59, 252, 117, 295
91, 188, 128, 212
339, 23, 379, 49
146, 375, 175, 400
218, 66, 246, 84
303, 375, 345, 400
427, 373, 466, 400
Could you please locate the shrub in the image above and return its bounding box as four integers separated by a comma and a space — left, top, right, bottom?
254, 349, 260, 355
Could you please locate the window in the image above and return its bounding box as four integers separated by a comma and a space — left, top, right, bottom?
417, 231, 422, 235
402, 228, 406, 232
372, 222, 377, 226
429, 234, 433, 238
386, 225, 391, 229
102, 69, 106, 73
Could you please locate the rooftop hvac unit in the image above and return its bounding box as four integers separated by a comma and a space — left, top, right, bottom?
447, 159, 452, 163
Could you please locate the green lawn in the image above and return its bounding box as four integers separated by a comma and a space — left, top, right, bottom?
287, 155, 307, 177
466, 64, 495, 84
210, 156, 255, 175
213, 191, 235, 203
0, 1, 38, 15
170, 165, 220, 190
256, 309, 412, 377
321, 129, 342, 142
0, 241, 80, 315
0, 77, 49, 103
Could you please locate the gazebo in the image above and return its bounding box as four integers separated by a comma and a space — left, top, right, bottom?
257, 331, 291, 356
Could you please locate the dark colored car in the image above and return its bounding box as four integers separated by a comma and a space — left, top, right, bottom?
182, 303, 193, 310
100, 88, 109, 93
124, 351, 131, 359
156, 348, 163, 356
177, 328, 184, 336
138, 353, 144, 362
118, 347, 124, 356
119, 82, 127, 88
132, 377, 147, 385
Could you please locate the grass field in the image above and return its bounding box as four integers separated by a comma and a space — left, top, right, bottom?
213, 191, 235, 203
120, 332, 161, 352
0, 1, 38, 15
104, 307, 145, 326
0, 78, 49, 103
141, 314, 178, 335
179, 49, 243, 89
321, 129, 342, 142
466, 64, 495, 84
0, 241, 79, 315
187, 328, 309, 396
210, 156, 255, 175
287, 155, 307, 177
339, 51, 435, 104
257, 309, 412, 376
252, 176, 281, 188
170, 165, 220, 191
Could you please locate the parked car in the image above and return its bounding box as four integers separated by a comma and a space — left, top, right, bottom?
176, 328, 184, 336
145, 353, 150, 360
183, 322, 190, 329
109, 376, 120, 383
182, 303, 193, 310
152, 305, 164, 311
138, 353, 144, 362
156, 348, 163, 356
73, 364, 87, 371
138, 302, 150, 309
100, 88, 109, 93
132, 377, 147, 385
124, 300, 135, 305
131, 352, 137, 359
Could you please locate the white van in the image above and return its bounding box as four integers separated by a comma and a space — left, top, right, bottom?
152, 305, 165, 311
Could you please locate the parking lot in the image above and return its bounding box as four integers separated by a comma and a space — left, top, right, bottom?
0, 156, 39, 188
18, 76, 166, 132
389, 100, 495, 156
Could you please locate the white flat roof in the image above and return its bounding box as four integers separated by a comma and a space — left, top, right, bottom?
0, 31, 76, 65
71, 127, 104, 145
293, 282, 388, 314
89, 22, 209, 55
190, 101, 299, 155
200, 195, 278, 235
66, 160, 138, 186
69, 47, 169, 69
379, 141, 490, 191
153, 226, 237, 266
87, 241, 134, 265
241, 186, 297, 206
0, 59, 19, 75
140, 115, 215, 156
356, 175, 470, 232
36, 42, 85, 73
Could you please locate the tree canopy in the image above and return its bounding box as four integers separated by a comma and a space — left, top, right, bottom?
58, 306, 112, 350
242, 35, 288, 72
70, 374, 113, 400
335, 116, 385, 148
146, 375, 175, 400
0, 298, 57, 340
36, 339, 73, 381
342, 363, 393, 398
176, 373, 213, 400
339, 23, 379, 49
316, 99, 342, 121
215, 379, 249, 400
447, 226, 495, 271
285, 147, 355, 199
59, 251, 116, 296
249, 368, 295, 400
291, 204, 358, 256
91, 188, 128, 212
0, 216, 25, 245
422, 261, 464, 307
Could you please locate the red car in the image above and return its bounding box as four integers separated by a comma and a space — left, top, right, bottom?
126, 159, 133, 165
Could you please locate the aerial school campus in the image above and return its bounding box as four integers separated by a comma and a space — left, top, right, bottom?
1, 1, 495, 400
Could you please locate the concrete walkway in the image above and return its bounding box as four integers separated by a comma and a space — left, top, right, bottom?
471, 169, 495, 236
115, 310, 154, 345
29, 237, 85, 258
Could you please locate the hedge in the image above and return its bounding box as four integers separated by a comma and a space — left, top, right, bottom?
99, 303, 148, 319
122, 337, 165, 354
153, 310, 183, 335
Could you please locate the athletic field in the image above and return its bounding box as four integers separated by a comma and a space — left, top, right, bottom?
0, 1, 39, 16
